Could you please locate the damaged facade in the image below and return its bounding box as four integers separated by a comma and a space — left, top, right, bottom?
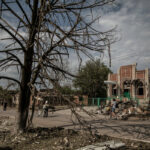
106, 64, 150, 100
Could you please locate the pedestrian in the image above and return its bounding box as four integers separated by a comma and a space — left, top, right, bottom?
3, 100, 7, 111
110, 98, 117, 119
43, 101, 49, 117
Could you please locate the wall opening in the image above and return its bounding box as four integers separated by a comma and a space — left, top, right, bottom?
124, 89, 130, 97
137, 87, 144, 95
136, 81, 144, 96
112, 89, 117, 96
112, 85, 117, 96
123, 80, 131, 98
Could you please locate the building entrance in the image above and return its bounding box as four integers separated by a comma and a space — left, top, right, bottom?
124, 89, 130, 98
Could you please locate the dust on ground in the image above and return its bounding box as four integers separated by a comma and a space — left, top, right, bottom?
0, 115, 150, 150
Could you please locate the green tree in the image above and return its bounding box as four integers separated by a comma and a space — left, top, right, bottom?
59, 85, 74, 95
73, 59, 111, 98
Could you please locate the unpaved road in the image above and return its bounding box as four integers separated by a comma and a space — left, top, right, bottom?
1, 106, 150, 143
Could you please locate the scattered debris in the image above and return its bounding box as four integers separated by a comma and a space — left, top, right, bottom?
98, 100, 150, 120
76, 140, 125, 150
0, 115, 150, 149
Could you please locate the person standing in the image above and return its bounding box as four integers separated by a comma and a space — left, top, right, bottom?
43, 101, 49, 117
3, 100, 7, 111
111, 98, 117, 119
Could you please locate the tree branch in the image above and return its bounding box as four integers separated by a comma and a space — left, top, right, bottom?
0, 76, 21, 87
0, 23, 26, 52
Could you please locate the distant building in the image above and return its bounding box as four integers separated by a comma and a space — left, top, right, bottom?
105, 64, 150, 100
14, 88, 74, 106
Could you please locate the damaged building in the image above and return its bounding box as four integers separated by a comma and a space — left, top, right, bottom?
105, 64, 150, 100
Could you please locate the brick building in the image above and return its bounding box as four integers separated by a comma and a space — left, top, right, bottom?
105, 64, 150, 100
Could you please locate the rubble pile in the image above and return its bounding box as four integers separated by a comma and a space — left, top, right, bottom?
99, 100, 150, 120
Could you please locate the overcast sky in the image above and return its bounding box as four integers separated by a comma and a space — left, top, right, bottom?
0, 0, 150, 87
101, 0, 150, 72
69, 0, 150, 74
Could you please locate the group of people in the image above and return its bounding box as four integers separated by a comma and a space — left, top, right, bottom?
38, 100, 55, 117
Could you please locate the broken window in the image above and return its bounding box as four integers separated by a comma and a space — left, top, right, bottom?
112, 85, 117, 96
112, 89, 117, 96
135, 81, 144, 96
137, 87, 144, 95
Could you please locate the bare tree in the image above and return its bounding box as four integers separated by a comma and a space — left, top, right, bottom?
0, 0, 115, 131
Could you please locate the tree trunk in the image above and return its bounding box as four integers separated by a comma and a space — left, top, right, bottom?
18, 84, 31, 130
18, 0, 39, 131
18, 49, 34, 130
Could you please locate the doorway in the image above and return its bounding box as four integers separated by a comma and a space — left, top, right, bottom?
124, 89, 130, 98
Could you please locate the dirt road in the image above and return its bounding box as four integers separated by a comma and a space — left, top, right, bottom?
1, 106, 150, 143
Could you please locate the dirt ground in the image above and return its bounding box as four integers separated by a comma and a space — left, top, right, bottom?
0, 106, 150, 150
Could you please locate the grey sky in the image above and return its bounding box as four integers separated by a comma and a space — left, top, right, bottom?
0, 0, 150, 87
101, 0, 150, 72
69, 0, 150, 74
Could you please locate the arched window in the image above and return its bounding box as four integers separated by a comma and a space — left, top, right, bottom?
136, 81, 144, 96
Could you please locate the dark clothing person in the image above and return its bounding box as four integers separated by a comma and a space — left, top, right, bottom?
3, 102, 7, 111
43, 108, 48, 117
